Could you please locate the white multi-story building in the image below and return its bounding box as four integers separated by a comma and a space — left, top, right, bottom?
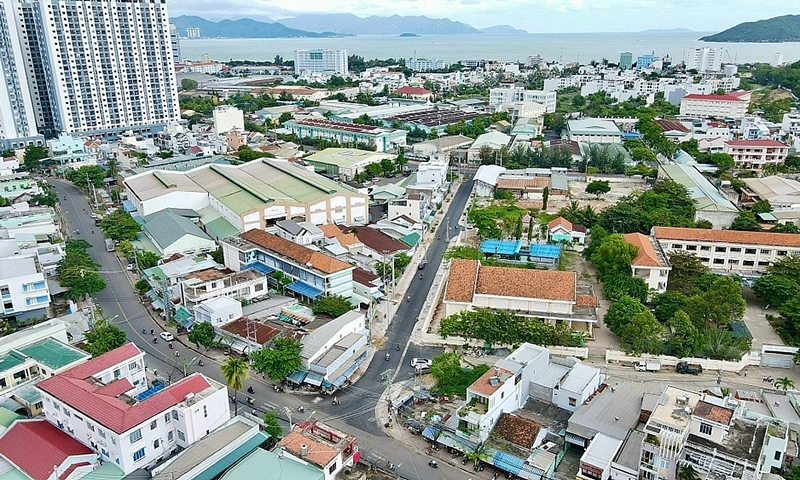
781, 111, 800, 136
723, 139, 789, 169
653, 226, 800, 275
679, 91, 751, 119
0, 1, 43, 150
295, 49, 348, 75
37, 343, 230, 474
684, 47, 722, 73
10, 0, 180, 138
0, 254, 50, 322
489, 85, 556, 113
407, 57, 445, 72
623, 233, 671, 295
212, 105, 244, 136
169, 24, 181, 65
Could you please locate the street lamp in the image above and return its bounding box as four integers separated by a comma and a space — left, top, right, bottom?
183, 356, 198, 377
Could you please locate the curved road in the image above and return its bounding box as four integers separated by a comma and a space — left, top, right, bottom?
51, 176, 475, 480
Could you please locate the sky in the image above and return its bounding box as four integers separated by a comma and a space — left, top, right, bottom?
167, 0, 800, 33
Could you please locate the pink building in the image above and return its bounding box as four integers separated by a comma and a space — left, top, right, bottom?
723, 139, 789, 169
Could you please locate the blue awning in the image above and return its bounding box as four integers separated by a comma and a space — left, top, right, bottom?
122, 200, 137, 213
243, 261, 274, 275
180, 318, 194, 330
286, 281, 323, 299
287, 370, 307, 384
422, 425, 440, 440
304, 372, 324, 386
151, 298, 165, 310
493, 451, 524, 475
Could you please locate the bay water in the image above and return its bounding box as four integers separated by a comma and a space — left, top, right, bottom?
180, 31, 800, 66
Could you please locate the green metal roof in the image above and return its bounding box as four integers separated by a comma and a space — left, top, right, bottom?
143, 210, 213, 251
77, 462, 125, 480
206, 216, 240, 240
17, 338, 88, 370
0, 408, 23, 428
0, 351, 27, 373
401, 232, 421, 247
305, 148, 391, 168
221, 448, 324, 480
0, 467, 30, 480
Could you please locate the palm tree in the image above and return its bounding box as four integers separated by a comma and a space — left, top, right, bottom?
221, 357, 249, 415
775, 376, 795, 391
105, 158, 120, 178
678, 465, 700, 480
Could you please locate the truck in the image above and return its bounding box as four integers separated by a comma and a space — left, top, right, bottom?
676, 361, 703, 375
105, 238, 115, 252
634, 361, 661, 372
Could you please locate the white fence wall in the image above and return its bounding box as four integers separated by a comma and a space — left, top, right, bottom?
605, 349, 761, 373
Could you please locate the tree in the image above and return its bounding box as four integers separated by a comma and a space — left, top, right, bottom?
65, 165, 106, 189
621, 311, 663, 354
100, 209, 140, 241
180, 78, 198, 91
312, 295, 353, 318
134, 279, 150, 296
730, 211, 762, 231
380, 157, 395, 175
262, 411, 283, 439
751, 200, 773, 214
775, 376, 795, 391
585, 180, 611, 198
772, 222, 800, 233
709, 152, 735, 172
603, 295, 649, 335
667, 310, 699, 358
136, 250, 160, 270
685, 276, 746, 327
694, 219, 713, 229
590, 234, 637, 280
651, 291, 688, 322
278, 111, 293, 124
60, 266, 106, 299
602, 274, 648, 303
251, 337, 302, 381
220, 357, 249, 415
768, 254, 800, 280
188, 322, 216, 349
542, 187, 549, 210
23, 145, 48, 171
667, 252, 709, 296
678, 465, 701, 480
752, 275, 800, 308
429, 352, 490, 397
84, 319, 127, 357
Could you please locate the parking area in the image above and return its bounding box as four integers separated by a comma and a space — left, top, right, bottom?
741, 288, 785, 349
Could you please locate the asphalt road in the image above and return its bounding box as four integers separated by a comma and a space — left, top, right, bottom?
51, 176, 477, 480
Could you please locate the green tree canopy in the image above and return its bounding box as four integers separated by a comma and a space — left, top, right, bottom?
602, 274, 648, 303
751, 200, 773, 214
429, 352, 490, 397
585, 180, 611, 198
84, 319, 127, 357
188, 322, 216, 349
251, 337, 303, 381
590, 234, 637, 280
767, 254, 800, 280
730, 211, 762, 231
603, 295, 649, 335
771, 223, 800, 234
685, 276, 746, 327
651, 290, 689, 322
709, 152, 735, 172
439, 309, 584, 347
667, 310, 700, 358
621, 311, 663, 354
100, 209, 141, 241
667, 252, 710, 296
262, 411, 283, 439
752, 275, 800, 308
180, 78, 198, 91
65, 165, 106, 189
312, 295, 353, 318
220, 357, 249, 415
136, 250, 160, 270
23, 145, 48, 171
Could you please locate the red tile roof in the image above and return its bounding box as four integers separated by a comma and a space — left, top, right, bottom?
476, 266, 576, 302
443, 259, 479, 303
395, 86, 432, 95
725, 139, 787, 147
58, 462, 91, 480
548, 217, 573, 231
37, 344, 212, 434
343, 226, 408, 255
240, 229, 352, 274
0, 420, 93, 480
94, 378, 134, 397
693, 400, 733, 425
653, 119, 689, 133
654, 226, 800, 248
352, 267, 379, 287
682, 93, 747, 102
624, 233, 665, 267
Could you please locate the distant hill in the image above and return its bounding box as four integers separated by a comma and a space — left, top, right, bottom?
278, 13, 481, 35
170, 15, 341, 38
700, 15, 800, 42
481, 25, 528, 34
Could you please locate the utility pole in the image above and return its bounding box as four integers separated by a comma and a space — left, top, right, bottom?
161, 277, 172, 327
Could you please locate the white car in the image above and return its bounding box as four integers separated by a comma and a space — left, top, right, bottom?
159, 331, 174, 341
410, 358, 431, 368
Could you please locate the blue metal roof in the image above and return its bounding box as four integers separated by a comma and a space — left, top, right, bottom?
422, 425, 440, 440
525, 243, 561, 259
122, 200, 137, 213
286, 281, 323, 299
304, 372, 325, 386
243, 261, 274, 275
287, 370, 307, 384
493, 451, 524, 475
480, 239, 523, 256
137, 384, 165, 401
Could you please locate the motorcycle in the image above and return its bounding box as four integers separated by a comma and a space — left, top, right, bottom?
150, 329, 154, 335
385, 353, 390, 361
247, 386, 255, 394
198, 359, 203, 366
142, 328, 147, 334
153, 338, 158, 344
168, 342, 174, 349
395, 344, 400, 351
428, 460, 438, 468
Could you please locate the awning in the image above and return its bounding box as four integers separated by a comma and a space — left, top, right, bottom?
422, 425, 441, 441
493, 450, 524, 475
304, 372, 324, 387
122, 200, 137, 213
287, 370, 307, 384
350, 292, 371, 306
151, 298, 165, 310
565, 432, 587, 447
286, 281, 323, 299
180, 317, 194, 330
243, 261, 274, 275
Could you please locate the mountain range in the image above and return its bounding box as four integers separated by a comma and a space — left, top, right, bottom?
700, 14, 800, 43
170, 14, 527, 38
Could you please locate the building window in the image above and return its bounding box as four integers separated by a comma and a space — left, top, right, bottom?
129, 362, 138, 371
129, 429, 142, 443
113, 369, 120, 378
700, 423, 712, 435
729, 247, 741, 253
154, 439, 160, 449
758, 261, 770, 266
745, 248, 756, 254
133, 448, 145, 462
203, 405, 207, 418
743, 260, 754, 266
671, 244, 682, 249
569, 397, 577, 407
167, 431, 174, 443
164, 413, 171, 423
700, 246, 710, 251
775, 451, 782, 461
687, 245, 697, 251
778, 250, 788, 256
87, 423, 94, 431
150, 420, 157, 430
329, 462, 337, 474
99, 429, 106, 438
715, 247, 726, 252
728, 259, 738, 264
713, 259, 724, 264
761, 249, 771, 254
177, 430, 186, 442
172, 410, 178, 420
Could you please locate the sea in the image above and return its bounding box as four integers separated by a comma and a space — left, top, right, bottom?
179, 31, 800, 66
